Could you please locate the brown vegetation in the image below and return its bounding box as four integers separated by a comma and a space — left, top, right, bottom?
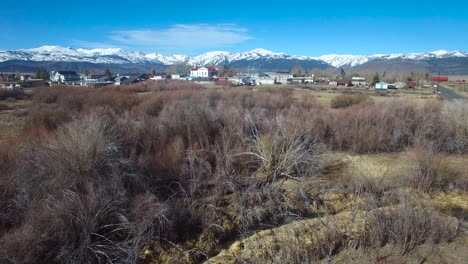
330, 93, 372, 108
0, 81, 466, 263
0, 88, 27, 101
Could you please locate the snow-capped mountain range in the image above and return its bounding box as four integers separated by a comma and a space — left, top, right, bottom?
318, 50, 468, 68
0, 46, 467, 68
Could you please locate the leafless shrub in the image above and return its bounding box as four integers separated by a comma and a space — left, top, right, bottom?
439, 100, 468, 152
405, 146, 462, 192
242, 117, 322, 184
0, 143, 27, 236
0, 88, 26, 101
330, 94, 372, 109
52, 189, 129, 264
355, 200, 459, 255
26, 110, 72, 130
20, 112, 124, 200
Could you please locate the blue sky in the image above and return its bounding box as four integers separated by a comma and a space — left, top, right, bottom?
1, 0, 467, 56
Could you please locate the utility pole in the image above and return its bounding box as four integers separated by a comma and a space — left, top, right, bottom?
438, 72, 440, 87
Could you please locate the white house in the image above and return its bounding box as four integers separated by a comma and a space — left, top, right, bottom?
265, 72, 293, 84
375, 81, 389, 90
256, 77, 276, 85
393, 81, 407, 89
351, 77, 367, 86
50, 71, 81, 83
190, 67, 218, 78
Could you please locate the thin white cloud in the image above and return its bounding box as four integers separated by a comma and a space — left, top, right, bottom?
108, 24, 252, 51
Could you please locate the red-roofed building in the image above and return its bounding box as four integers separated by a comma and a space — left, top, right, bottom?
190, 66, 218, 78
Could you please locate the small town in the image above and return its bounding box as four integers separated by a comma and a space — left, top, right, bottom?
0, 65, 459, 94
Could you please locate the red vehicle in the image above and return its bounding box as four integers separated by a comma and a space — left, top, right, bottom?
432, 76, 449, 82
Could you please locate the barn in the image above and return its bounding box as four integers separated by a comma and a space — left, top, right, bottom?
432, 76, 449, 82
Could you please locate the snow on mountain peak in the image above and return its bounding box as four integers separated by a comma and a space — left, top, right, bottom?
25, 45, 74, 53
0, 46, 466, 67
430, 50, 450, 56
77, 48, 125, 55
248, 48, 279, 56
317, 54, 369, 67
318, 50, 468, 67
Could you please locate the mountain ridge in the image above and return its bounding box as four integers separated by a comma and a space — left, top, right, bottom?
1, 46, 468, 74
1, 46, 467, 67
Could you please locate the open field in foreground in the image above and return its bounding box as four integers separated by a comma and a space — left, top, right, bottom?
0, 81, 466, 263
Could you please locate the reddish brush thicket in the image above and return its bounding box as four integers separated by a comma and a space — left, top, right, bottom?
0, 88, 27, 101
0, 81, 466, 263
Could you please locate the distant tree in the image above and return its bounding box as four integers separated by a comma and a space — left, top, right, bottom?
424, 72, 430, 81
322, 67, 338, 80
292, 66, 303, 77
311, 68, 321, 78
372, 72, 380, 85
84, 70, 89, 78
340, 68, 346, 79
152, 69, 156, 75
35, 67, 49, 80
218, 64, 229, 77
14, 72, 21, 81
165, 63, 189, 76
105, 68, 113, 81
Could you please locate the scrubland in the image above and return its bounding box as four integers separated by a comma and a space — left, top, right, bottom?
0, 81, 467, 263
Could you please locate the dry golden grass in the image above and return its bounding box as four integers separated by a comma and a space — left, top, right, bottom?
431, 191, 468, 212
0, 100, 30, 140
291, 88, 435, 108
206, 205, 460, 264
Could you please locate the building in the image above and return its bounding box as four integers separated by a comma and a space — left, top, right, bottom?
264, 72, 293, 84
351, 77, 367, 86
432, 76, 449, 82
393, 81, 407, 89
50, 71, 81, 83
256, 77, 276, 85
190, 67, 218, 78
20, 75, 32, 81
329, 79, 353, 87
150, 73, 167, 80
375, 81, 390, 90
138, 73, 150, 81
114, 76, 130, 86
6, 74, 17, 82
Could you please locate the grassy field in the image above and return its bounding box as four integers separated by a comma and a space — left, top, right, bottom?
291, 88, 436, 108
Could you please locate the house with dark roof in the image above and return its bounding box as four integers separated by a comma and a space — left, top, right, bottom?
50, 71, 81, 83
114, 76, 130, 86
150, 72, 168, 80
190, 66, 218, 78
6, 74, 18, 82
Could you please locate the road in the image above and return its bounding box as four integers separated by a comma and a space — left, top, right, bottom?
438, 84, 465, 101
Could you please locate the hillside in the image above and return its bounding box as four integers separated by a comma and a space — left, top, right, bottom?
1, 46, 467, 74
